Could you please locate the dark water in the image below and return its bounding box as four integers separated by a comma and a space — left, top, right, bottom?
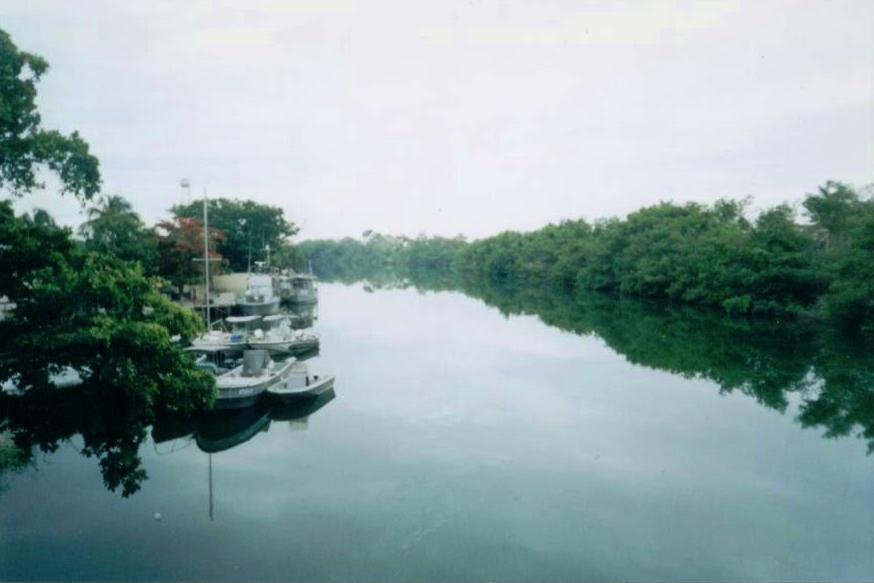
2, 283, 874, 581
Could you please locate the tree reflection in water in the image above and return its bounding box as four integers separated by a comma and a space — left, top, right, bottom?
3, 279, 873, 499
454, 279, 874, 454
0, 381, 336, 497
1, 381, 152, 496
346, 272, 874, 455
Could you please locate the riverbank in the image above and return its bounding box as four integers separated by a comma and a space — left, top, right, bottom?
300, 182, 874, 332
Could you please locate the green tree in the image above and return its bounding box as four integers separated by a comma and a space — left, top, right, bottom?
79, 194, 158, 272
0, 201, 215, 413
301, 181, 872, 331
0, 28, 100, 200
171, 199, 298, 271
802, 181, 862, 249
819, 200, 874, 330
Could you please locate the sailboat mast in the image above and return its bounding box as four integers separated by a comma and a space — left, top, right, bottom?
203, 186, 211, 328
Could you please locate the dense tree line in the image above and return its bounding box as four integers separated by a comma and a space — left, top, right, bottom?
75, 193, 303, 293
171, 198, 300, 272
300, 233, 465, 289
300, 182, 874, 332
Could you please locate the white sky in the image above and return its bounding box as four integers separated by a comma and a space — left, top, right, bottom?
3, 0, 873, 240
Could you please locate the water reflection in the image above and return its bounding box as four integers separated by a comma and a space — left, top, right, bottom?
0, 383, 336, 498
282, 300, 319, 330
470, 283, 874, 453
1, 382, 152, 496
152, 389, 336, 454
153, 390, 335, 521
352, 275, 874, 455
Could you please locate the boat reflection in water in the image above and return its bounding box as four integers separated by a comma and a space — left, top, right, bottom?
281, 301, 318, 330
152, 389, 336, 454
152, 389, 336, 520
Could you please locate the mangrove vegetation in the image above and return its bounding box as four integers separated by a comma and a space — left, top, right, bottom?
301, 182, 874, 332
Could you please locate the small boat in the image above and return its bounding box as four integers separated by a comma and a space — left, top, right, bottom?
187, 345, 244, 375
267, 360, 334, 402
248, 314, 319, 354
190, 315, 262, 352
238, 273, 280, 316
195, 348, 296, 409
270, 388, 336, 430
275, 271, 318, 305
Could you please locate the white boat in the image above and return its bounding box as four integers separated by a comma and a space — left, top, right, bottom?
190, 315, 262, 351
186, 345, 244, 376
275, 272, 318, 305
214, 350, 297, 410
267, 360, 334, 402
238, 273, 281, 316
247, 314, 319, 354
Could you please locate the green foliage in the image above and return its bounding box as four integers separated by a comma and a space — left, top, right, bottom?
0, 28, 100, 200
818, 199, 874, 330
0, 201, 215, 411
171, 198, 298, 272
0, 203, 216, 494
301, 181, 872, 331
298, 233, 465, 290
79, 194, 159, 273
802, 181, 863, 249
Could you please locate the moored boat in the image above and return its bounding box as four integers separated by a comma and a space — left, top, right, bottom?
213, 350, 297, 410
248, 314, 319, 354
275, 271, 318, 305
190, 315, 262, 352
238, 273, 281, 316
267, 360, 334, 402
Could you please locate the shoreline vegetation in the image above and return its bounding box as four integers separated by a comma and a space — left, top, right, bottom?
0, 28, 315, 495
300, 182, 874, 333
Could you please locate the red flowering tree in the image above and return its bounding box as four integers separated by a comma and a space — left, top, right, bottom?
155, 217, 226, 294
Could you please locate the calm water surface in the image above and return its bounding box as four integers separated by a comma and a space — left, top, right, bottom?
2, 283, 873, 581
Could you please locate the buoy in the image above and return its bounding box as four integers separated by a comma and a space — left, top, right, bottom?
153, 512, 162, 521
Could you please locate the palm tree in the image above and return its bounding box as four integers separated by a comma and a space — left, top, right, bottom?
79, 194, 157, 272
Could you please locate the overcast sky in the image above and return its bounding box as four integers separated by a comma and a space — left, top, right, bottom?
3, 0, 873, 240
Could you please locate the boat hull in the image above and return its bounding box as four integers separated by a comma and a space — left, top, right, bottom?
248, 338, 319, 355
214, 389, 265, 410
267, 375, 335, 403
214, 357, 296, 409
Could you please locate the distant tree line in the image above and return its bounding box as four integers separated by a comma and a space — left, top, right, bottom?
299, 182, 874, 332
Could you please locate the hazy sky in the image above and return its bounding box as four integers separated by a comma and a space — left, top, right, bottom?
3, 0, 873, 240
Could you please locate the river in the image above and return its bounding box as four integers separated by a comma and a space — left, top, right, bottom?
2, 283, 873, 581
